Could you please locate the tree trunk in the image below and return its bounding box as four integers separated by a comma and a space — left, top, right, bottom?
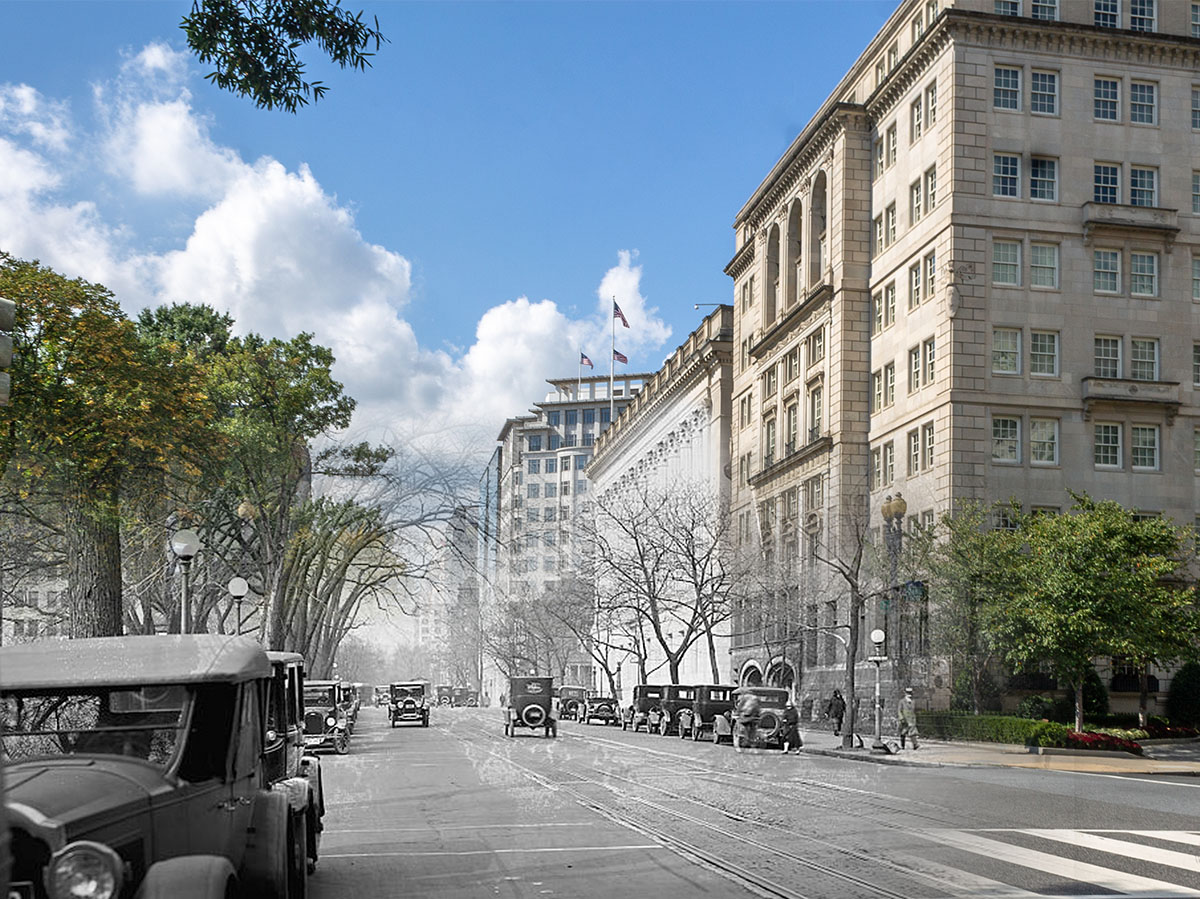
843, 585, 860, 749
1074, 680, 1084, 733
706, 627, 721, 683
66, 481, 124, 638
1137, 663, 1149, 728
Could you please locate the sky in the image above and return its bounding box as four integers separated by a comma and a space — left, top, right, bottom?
0, 0, 896, 454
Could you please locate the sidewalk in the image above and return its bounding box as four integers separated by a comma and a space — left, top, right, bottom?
797, 729, 1200, 775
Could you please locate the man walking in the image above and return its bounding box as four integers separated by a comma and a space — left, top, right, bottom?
782, 700, 802, 754
898, 686, 920, 750
826, 689, 846, 736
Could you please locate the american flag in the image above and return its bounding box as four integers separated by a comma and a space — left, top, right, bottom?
613, 349, 628, 364
613, 301, 630, 328
580, 352, 593, 369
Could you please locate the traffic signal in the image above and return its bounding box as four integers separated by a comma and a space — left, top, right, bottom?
0, 296, 13, 406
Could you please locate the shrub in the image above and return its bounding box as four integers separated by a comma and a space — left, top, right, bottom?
1066, 731, 1142, 755
950, 669, 1003, 713
1028, 721, 1070, 747
1087, 726, 1148, 741
1166, 661, 1200, 728
1051, 669, 1110, 723
1016, 694, 1057, 720
918, 712, 1045, 744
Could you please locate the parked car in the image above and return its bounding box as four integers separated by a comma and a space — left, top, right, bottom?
304, 680, 351, 754
656, 684, 696, 736
1, 635, 307, 899
373, 684, 389, 707
389, 681, 430, 727
557, 685, 587, 720
622, 684, 665, 733
679, 683, 737, 742
503, 676, 557, 738
581, 693, 619, 725
452, 687, 479, 707
729, 686, 792, 750
435, 684, 454, 707
338, 682, 360, 733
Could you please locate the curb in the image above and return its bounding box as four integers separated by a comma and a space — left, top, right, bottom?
800, 745, 957, 768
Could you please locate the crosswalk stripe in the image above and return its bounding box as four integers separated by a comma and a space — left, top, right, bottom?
1021, 830, 1200, 873
1120, 831, 1200, 849
933, 830, 1200, 897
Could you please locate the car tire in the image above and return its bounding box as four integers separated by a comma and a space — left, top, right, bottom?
288, 811, 307, 899
333, 734, 349, 755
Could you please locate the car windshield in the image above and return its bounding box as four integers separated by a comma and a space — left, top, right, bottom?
1, 686, 186, 768
392, 686, 422, 699
305, 686, 335, 707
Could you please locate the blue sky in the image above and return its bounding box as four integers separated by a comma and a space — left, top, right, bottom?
0, 0, 894, 444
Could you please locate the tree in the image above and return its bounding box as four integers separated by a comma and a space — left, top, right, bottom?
181, 0, 387, 113
994, 495, 1199, 732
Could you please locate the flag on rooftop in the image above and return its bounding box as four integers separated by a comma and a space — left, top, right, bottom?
580, 352, 593, 369
613, 301, 630, 328
613, 349, 628, 364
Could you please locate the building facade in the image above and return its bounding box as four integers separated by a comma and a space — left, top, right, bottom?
729, 0, 1200, 717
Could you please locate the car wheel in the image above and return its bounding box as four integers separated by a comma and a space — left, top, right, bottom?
289, 811, 308, 899
621, 718, 627, 731
334, 734, 349, 755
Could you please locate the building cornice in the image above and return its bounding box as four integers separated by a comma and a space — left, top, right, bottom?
724, 239, 756, 280
748, 436, 833, 489
749, 283, 833, 361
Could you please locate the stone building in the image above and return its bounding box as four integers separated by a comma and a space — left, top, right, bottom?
728, 0, 1199, 718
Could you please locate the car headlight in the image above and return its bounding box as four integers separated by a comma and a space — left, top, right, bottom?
46, 841, 123, 899
326, 716, 337, 727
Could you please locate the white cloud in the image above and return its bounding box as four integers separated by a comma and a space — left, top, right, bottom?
0, 84, 71, 151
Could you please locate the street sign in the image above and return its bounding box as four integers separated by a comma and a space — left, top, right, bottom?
868, 655, 889, 663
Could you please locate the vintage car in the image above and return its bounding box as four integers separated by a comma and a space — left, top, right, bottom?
389, 681, 430, 727
435, 684, 454, 706
304, 679, 351, 754
503, 676, 557, 738
679, 683, 737, 742
451, 687, 479, 707
621, 684, 665, 733
580, 693, 619, 726
338, 682, 360, 733
726, 685, 792, 750
265, 651, 325, 874
373, 685, 389, 707
655, 684, 696, 736
556, 685, 587, 720
1, 635, 307, 899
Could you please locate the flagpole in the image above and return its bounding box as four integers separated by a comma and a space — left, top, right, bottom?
577, 352, 582, 401
609, 296, 615, 425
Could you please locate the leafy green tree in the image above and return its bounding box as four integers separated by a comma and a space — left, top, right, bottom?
1166, 660, 1200, 727
994, 495, 1198, 732
181, 0, 386, 112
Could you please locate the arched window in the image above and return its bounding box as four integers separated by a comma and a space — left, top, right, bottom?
808, 172, 828, 288
765, 225, 780, 325
786, 200, 803, 307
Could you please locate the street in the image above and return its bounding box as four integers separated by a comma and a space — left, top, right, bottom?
309, 706, 1200, 899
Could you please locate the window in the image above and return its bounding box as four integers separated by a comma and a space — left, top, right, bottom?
1194, 343, 1200, 386
527, 435, 542, 451
993, 154, 1019, 197
995, 0, 1020, 13
1094, 336, 1121, 378
547, 411, 560, 426
549, 434, 561, 450
1031, 418, 1059, 465
885, 282, 896, 327
739, 453, 750, 486
887, 43, 898, 71
876, 59, 887, 88
544, 508, 556, 523
1194, 172, 1200, 215
1094, 0, 1118, 28
872, 292, 884, 336
883, 442, 895, 485
908, 429, 921, 475
1194, 2, 1200, 37
1030, 157, 1057, 201
764, 366, 778, 397
886, 124, 897, 166
739, 394, 752, 428
1096, 423, 1122, 466
784, 347, 799, 383
1031, 71, 1058, 115
871, 447, 882, 489
544, 483, 557, 498
1130, 0, 1155, 31
873, 139, 885, 178
910, 180, 923, 224
583, 408, 595, 425
992, 418, 1020, 462
1194, 428, 1200, 470
565, 409, 577, 426
909, 346, 922, 392
1094, 163, 1119, 204
808, 383, 823, 436
1032, 0, 1058, 18
926, 82, 938, 125
994, 67, 1020, 110
922, 422, 935, 470
1132, 425, 1159, 470
911, 99, 923, 141
1193, 88, 1200, 131
872, 370, 883, 413
1094, 250, 1120, 293
993, 240, 1021, 285
1030, 331, 1059, 376
576, 455, 588, 470
545, 457, 557, 474
912, 16, 924, 42
1094, 78, 1119, 121
993, 328, 1021, 373
563, 433, 576, 448
1130, 338, 1159, 380
1130, 252, 1158, 297
786, 404, 798, 451
924, 251, 937, 297
764, 418, 776, 464
884, 362, 896, 407
923, 338, 936, 384
1130, 82, 1156, 124
528, 459, 541, 474
600, 408, 611, 423
925, 167, 937, 211
873, 216, 884, 256
807, 328, 825, 366
886, 203, 897, 245
1193, 256, 1200, 301
927, 0, 938, 25
1130, 167, 1156, 207
528, 484, 540, 498
803, 474, 824, 512
909, 264, 922, 309
1031, 243, 1059, 288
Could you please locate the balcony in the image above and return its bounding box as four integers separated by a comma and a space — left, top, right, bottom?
1082, 202, 1179, 248
1081, 377, 1180, 423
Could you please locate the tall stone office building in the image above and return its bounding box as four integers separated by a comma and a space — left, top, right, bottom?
728, 0, 1199, 716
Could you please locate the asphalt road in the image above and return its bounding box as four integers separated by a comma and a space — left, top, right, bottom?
308, 706, 1200, 899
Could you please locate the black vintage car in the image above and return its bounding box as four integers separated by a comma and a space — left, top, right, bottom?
435, 684, 454, 706
622, 684, 665, 733
304, 680, 351, 754
730, 686, 792, 750
452, 686, 479, 707
679, 683, 737, 742
374, 684, 389, 707
338, 682, 360, 733
580, 693, 619, 725
503, 676, 557, 738
557, 685, 587, 720
656, 684, 696, 736
389, 681, 430, 727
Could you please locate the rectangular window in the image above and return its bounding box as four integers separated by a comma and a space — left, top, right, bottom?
565, 409, 577, 426
1032, 0, 1058, 18
764, 366, 778, 397
923, 338, 936, 384
1130, 82, 1156, 124
922, 422, 935, 470
549, 434, 561, 450
1031, 71, 1058, 114
1030, 243, 1059, 288
1194, 428, 1200, 470
527, 484, 540, 498
885, 282, 896, 327
910, 180, 923, 224
872, 370, 883, 413
808, 384, 823, 436
909, 264, 922, 309
883, 442, 895, 485
908, 346, 922, 392
1030, 157, 1057, 200
874, 139, 884, 177
784, 347, 799, 383
1095, 336, 1121, 378
886, 203, 897, 245
992, 417, 1020, 462
993, 154, 1020, 197
527, 435, 542, 451
545, 457, 557, 474
995, 0, 1020, 13
1094, 77, 1119, 121
921, 168, 937, 214
1094, 249, 1120, 293
576, 455, 588, 470
1130, 0, 1155, 31
888, 44, 898, 71
887, 124, 897, 166
993, 328, 1021, 373
807, 328, 825, 366
873, 216, 884, 256
1194, 344, 1200, 386
527, 459, 541, 474
1130, 167, 1156, 207
1192, 88, 1200, 131
872, 292, 884, 336
908, 429, 921, 476
1194, 172, 1200, 215
1030, 331, 1059, 376
1132, 425, 1159, 470
583, 408, 595, 425
786, 404, 798, 451
1194, 2, 1200, 37
1130, 252, 1158, 297
927, 0, 938, 25
583, 433, 594, 447
740, 394, 752, 427
1193, 256, 1200, 301
993, 240, 1021, 285
1095, 423, 1122, 467
1094, 163, 1119, 204
871, 447, 882, 489
911, 98, 923, 141
994, 67, 1020, 110
1131, 337, 1159, 380
884, 362, 896, 407
547, 411, 560, 427
1030, 418, 1059, 465
1094, 0, 1118, 28
926, 82, 938, 125
924, 251, 937, 297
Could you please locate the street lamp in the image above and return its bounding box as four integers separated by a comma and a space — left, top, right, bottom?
228, 577, 249, 635
869, 627, 888, 752
170, 528, 201, 635
881, 492, 907, 643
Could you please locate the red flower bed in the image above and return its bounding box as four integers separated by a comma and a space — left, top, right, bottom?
1145, 724, 1199, 739
1066, 731, 1143, 755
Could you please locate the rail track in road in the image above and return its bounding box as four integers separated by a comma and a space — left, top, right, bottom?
445, 712, 976, 899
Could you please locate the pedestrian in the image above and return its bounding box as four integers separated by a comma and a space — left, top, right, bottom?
781, 700, 802, 753
733, 690, 761, 752
898, 686, 920, 750
826, 689, 846, 736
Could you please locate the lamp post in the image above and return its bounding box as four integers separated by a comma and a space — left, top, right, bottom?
228, 577, 249, 635
869, 627, 888, 751
170, 528, 201, 635
881, 492, 907, 648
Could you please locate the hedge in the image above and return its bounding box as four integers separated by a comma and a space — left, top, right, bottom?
916, 711, 1046, 744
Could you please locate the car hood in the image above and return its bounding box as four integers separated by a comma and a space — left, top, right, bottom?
6, 758, 167, 834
